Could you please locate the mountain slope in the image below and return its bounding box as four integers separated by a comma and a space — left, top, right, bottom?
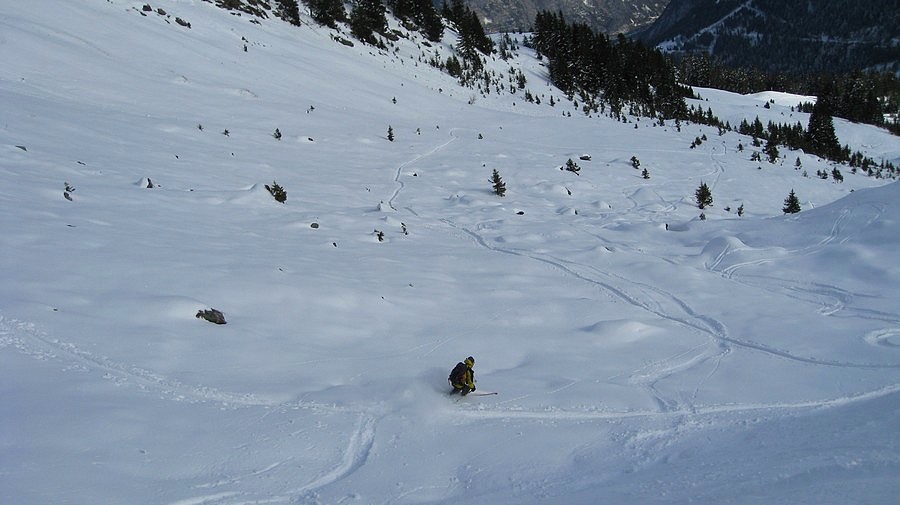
635, 0, 900, 73
1, 1, 899, 504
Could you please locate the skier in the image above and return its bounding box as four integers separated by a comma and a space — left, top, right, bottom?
448, 356, 476, 395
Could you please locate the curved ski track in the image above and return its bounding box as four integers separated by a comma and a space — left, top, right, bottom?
388, 129, 900, 414
5, 129, 899, 504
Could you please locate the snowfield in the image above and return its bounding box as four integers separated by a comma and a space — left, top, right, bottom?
1, 1, 898, 504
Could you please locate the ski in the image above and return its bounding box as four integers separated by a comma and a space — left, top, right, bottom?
449, 390, 498, 400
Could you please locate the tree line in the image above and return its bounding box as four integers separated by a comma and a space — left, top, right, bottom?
529, 10, 691, 121
676, 53, 899, 135
301, 0, 444, 44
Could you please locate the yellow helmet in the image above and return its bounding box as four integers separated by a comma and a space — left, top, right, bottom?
465, 356, 475, 367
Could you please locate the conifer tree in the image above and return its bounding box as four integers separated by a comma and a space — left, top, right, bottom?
410, 0, 443, 41
388, 0, 415, 20
266, 181, 287, 203
764, 138, 779, 163
350, 0, 387, 45
445, 55, 462, 77
417, 0, 444, 42
695, 182, 713, 209
387, 0, 442, 40
782, 189, 801, 214
831, 167, 844, 183
275, 0, 301, 25
805, 98, 842, 161
449, 1, 492, 66
304, 0, 345, 27
490, 169, 506, 197
564, 158, 580, 175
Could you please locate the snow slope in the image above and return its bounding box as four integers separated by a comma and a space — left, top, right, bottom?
1, 1, 898, 504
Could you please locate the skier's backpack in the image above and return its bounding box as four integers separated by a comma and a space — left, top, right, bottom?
448, 362, 467, 385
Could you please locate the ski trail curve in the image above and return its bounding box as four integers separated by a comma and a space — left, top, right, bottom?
385, 127, 474, 211
455, 384, 900, 422
0, 316, 274, 408
288, 413, 377, 497
440, 220, 732, 412
439, 214, 900, 418
0, 315, 391, 414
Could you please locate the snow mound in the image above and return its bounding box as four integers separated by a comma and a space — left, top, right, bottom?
581, 319, 665, 344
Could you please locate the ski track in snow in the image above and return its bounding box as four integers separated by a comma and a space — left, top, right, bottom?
3, 123, 898, 503
449, 216, 899, 379
385, 127, 470, 211
5, 127, 897, 396
4, 3, 900, 503
381, 126, 900, 421
0, 130, 479, 503
284, 413, 378, 498
387, 128, 899, 415
0, 316, 363, 413
717, 203, 885, 279
0, 317, 265, 407
2, 315, 382, 504
454, 383, 900, 421
709, 200, 900, 335
440, 223, 732, 413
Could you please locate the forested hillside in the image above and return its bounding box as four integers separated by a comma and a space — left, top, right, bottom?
636, 0, 899, 74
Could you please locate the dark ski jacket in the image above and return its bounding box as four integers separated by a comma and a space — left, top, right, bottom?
449, 360, 475, 389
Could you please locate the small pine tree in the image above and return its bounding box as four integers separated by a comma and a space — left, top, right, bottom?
490, 169, 506, 197
564, 158, 580, 175
266, 181, 287, 203
764, 138, 779, 163
737, 204, 744, 217
273, 128, 282, 140
695, 182, 713, 209
641, 168, 650, 179
387, 125, 394, 142
831, 167, 844, 183
783, 189, 801, 214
